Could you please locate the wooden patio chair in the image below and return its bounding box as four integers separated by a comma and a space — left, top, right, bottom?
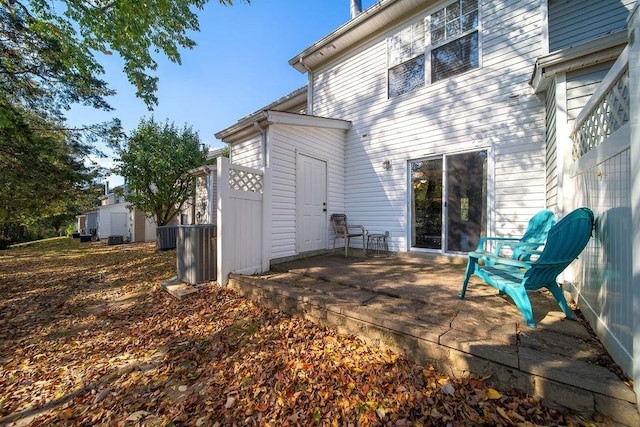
330, 214, 366, 257
459, 207, 594, 328
474, 209, 556, 265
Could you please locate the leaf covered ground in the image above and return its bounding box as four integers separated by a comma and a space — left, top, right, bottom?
0, 238, 611, 426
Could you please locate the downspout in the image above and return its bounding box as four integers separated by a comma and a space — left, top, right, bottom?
253, 121, 267, 168
299, 57, 314, 115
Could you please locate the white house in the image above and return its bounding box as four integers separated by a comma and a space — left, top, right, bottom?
96, 184, 158, 242
212, 0, 638, 401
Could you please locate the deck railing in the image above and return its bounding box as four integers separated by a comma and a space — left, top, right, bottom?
571, 47, 629, 159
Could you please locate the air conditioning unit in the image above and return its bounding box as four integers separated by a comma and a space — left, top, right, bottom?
108, 235, 123, 245
156, 225, 178, 250
176, 225, 217, 285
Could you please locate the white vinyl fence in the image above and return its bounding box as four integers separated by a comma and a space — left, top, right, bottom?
568, 45, 633, 378
216, 157, 271, 285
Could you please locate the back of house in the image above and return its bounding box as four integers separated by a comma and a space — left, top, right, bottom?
215, 0, 637, 397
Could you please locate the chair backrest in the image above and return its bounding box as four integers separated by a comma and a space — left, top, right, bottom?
330, 214, 348, 235
524, 207, 594, 289
519, 209, 556, 244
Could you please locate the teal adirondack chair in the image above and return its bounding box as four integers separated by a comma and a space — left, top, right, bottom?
474, 209, 556, 264
459, 207, 594, 328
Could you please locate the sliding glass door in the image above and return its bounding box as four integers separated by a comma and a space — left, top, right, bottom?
411, 159, 443, 249
410, 151, 487, 253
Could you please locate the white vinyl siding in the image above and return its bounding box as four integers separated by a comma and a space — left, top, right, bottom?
312, 0, 546, 251
194, 176, 209, 223
97, 203, 129, 240
269, 124, 345, 260
566, 60, 616, 128
548, 0, 635, 52
545, 81, 558, 211
230, 134, 263, 168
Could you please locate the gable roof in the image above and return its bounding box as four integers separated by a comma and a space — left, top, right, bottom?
289, 0, 431, 73
214, 86, 307, 142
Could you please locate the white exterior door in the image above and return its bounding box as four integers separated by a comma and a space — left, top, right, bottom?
297, 154, 327, 253
110, 212, 128, 237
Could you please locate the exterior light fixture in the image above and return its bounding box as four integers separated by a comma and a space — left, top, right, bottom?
382, 160, 391, 170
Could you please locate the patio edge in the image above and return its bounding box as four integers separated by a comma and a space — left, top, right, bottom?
228, 273, 640, 426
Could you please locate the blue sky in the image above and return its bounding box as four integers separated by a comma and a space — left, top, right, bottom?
66, 0, 377, 186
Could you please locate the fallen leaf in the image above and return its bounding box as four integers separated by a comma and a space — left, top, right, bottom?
441, 382, 455, 396
126, 410, 150, 421
93, 388, 110, 404
225, 395, 236, 409
496, 406, 511, 421
486, 388, 502, 400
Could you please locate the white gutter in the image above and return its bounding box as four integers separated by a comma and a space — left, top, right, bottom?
288, 0, 427, 73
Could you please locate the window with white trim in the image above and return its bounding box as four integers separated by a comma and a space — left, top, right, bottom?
387, 0, 479, 98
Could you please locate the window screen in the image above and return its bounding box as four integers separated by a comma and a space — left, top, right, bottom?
432, 32, 479, 82
389, 54, 426, 97
386, 0, 479, 97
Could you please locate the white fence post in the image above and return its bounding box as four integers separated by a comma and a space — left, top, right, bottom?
262, 166, 272, 273
216, 157, 229, 286
628, 1, 640, 403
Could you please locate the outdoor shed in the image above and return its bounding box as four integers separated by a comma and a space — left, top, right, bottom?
215, 89, 351, 263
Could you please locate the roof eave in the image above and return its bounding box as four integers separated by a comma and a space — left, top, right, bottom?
289, 0, 430, 73
217, 111, 352, 144
214, 87, 307, 142
265, 111, 351, 130
530, 30, 628, 93
214, 111, 268, 143
189, 164, 217, 177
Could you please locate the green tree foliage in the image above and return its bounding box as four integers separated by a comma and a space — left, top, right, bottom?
0, 98, 104, 246
114, 117, 207, 226
0, 0, 242, 244
1, 0, 237, 114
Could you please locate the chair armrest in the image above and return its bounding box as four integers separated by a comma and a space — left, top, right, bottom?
468, 251, 532, 269
475, 236, 521, 251
347, 225, 365, 234
334, 225, 347, 235
495, 240, 546, 257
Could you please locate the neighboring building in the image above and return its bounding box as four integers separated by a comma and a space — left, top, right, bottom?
182, 147, 229, 226
212, 0, 637, 396
75, 210, 98, 236
97, 186, 129, 240
93, 184, 158, 242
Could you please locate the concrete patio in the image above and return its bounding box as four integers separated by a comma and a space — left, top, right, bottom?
227, 251, 638, 426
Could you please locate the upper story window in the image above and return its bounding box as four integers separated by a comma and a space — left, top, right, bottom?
388, 21, 426, 97
387, 0, 479, 98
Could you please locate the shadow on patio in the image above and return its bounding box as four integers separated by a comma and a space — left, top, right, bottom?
228, 251, 638, 426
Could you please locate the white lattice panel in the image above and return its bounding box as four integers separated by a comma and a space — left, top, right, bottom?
572, 69, 629, 159
228, 168, 263, 193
